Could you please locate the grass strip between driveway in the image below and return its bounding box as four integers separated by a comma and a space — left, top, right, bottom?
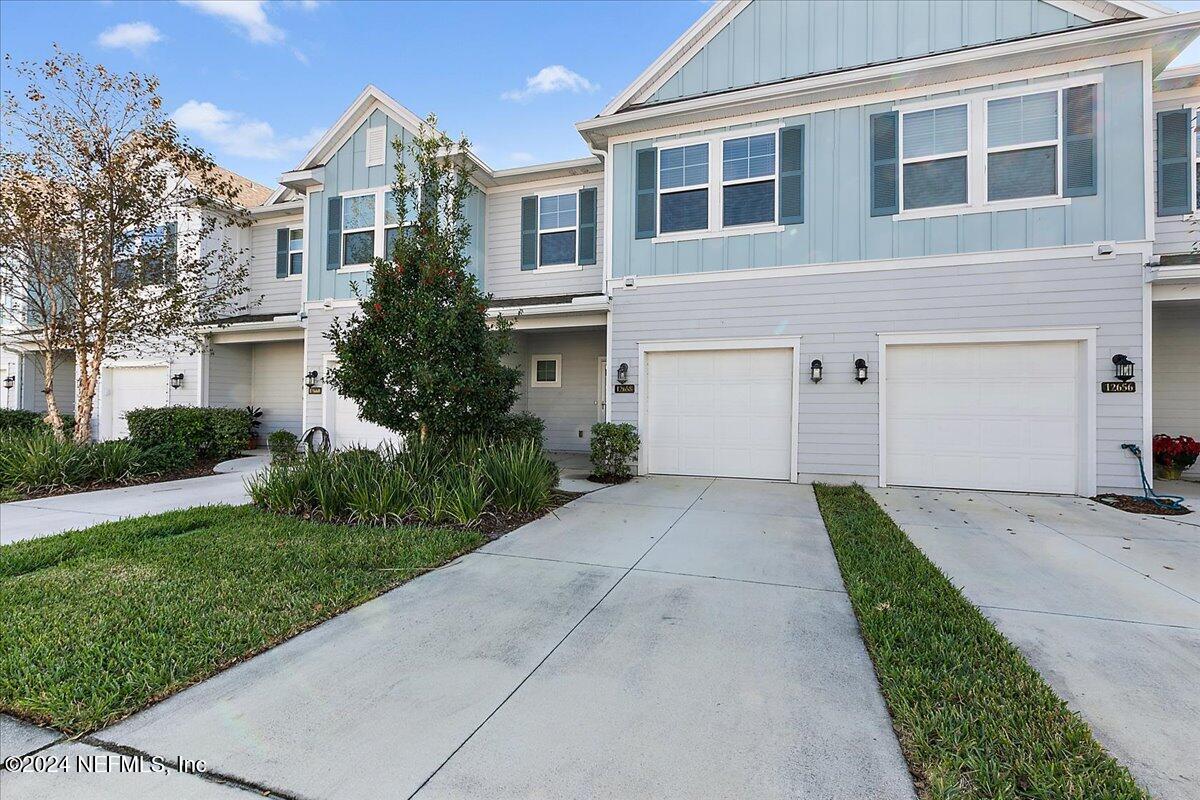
813, 484, 1150, 800
0, 505, 484, 735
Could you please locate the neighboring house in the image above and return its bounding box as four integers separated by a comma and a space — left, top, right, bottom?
6, 0, 1197, 498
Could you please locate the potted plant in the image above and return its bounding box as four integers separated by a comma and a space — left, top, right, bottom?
244, 406, 264, 450
1153, 434, 1200, 481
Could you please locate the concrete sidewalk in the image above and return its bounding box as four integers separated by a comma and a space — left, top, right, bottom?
3, 478, 915, 800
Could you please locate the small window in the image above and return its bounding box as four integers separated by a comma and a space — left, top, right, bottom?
722, 133, 776, 227
531, 354, 561, 388
538, 193, 577, 267
288, 228, 303, 275
986, 92, 1058, 201
901, 104, 968, 210
342, 194, 376, 266
659, 143, 708, 233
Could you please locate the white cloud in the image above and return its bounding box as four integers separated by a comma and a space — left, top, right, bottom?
173, 100, 321, 160
501, 65, 597, 102
178, 0, 283, 44
96, 21, 163, 53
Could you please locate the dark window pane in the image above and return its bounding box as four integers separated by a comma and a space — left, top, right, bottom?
343, 230, 374, 265
289, 252, 303, 274
659, 188, 708, 233
536, 360, 557, 383
539, 230, 576, 266
903, 156, 967, 209
723, 180, 775, 226
987, 145, 1057, 201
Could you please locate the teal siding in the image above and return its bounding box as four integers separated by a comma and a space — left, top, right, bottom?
645, 0, 1091, 106
612, 62, 1146, 279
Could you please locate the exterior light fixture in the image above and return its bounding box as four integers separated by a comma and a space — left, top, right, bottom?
305, 370, 320, 388
854, 358, 869, 384
616, 363, 629, 384
170, 372, 184, 389
2, 375, 14, 390
810, 359, 823, 383
1112, 354, 1135, 382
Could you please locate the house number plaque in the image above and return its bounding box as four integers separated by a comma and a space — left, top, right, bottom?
614, 384, 635, 394
1100, 381, 1135, 393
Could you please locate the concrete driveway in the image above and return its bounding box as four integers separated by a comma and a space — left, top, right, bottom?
870, 487, 1200, 800
3, 478, 915, 800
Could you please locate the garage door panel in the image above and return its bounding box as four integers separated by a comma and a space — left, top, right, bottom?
647, 347, 793, 481
886, 341, 1081, 494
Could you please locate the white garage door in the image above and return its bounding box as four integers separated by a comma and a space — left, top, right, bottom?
646, 348, 793, 480
326, 377, 401, 450
109, 366, 168, 439
885, 341, 1082, 494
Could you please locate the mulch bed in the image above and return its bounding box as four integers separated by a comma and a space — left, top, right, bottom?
8, 459, 222, 503
587, 473, 631, 484
1093, 493, 1192, 516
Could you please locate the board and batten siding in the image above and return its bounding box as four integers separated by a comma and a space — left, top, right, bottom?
1152, 91, 1200, 257
484, 176, 605, 300
250, 216, 305, 316
1153, 302, 1200, 441
645, 0, 1093, 106
305, 109, 486, 302
207, 343, 252, 409
608, 252, 1147, 491
613, 61, 1146, 279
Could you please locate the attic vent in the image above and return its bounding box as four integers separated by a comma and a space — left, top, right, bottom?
365, 126, 386, 168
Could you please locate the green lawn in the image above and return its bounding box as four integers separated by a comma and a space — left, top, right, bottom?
0, 505, 483, 734
813, 484, 1149, 800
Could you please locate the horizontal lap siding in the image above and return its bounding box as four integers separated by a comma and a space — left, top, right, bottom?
302, 308, 337, 433
251, 342, 303, 436
609, 253, 1145, 490
207, 344, 251, 409
1153, 303, 1200, 441
516, 329, 605, 452
250, 217, 304, 316
485, 177, 605, 300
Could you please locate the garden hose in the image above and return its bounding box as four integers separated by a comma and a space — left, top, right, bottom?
1120, 443, 1187, 512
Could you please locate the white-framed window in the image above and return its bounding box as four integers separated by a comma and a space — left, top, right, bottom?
658, 142, 709, 234
341, 192, 376, 268
722, 133, 776, 227
900, 104, 968, 211
531, 354, 561, 388
1194, 108, 1199, 210
986, 91, 1059, 202
288, 228, 304, 276
538, 193, 577, 267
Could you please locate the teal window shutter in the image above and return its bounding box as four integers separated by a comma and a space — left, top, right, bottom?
1062, 85, 1097, 198
1157, 110, 1192, 216
578, 187, 597, 266
870, 111, 899, 216
779, 125, 804, 225
326, 196, 342, 270
276, 227, 290, 278
635, 148, 657, 239
520, 196, 538, 270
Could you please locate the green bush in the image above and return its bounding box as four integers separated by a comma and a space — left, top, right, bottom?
86, 440, 142, 484
479, 438, 557, 512
268, 430, 299, 462
492, 412, 546, 447
126, 406, 248, 461
589, 422, 639, 481
0, 431, 93, 491
136, 442, 197, 476
0, 409, 75, 435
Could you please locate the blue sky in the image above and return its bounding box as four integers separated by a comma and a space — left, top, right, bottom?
2, 0, 1198, 187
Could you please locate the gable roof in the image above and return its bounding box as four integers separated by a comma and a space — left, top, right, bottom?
599, 0, 1173, 117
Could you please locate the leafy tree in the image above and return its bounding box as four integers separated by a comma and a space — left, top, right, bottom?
326, 116, 520, 443
0, 49, 250, 442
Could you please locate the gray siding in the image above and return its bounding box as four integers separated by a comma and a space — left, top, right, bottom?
609, 253, 1146, 490
302, 307, 338, 432
249, 217, 305, 316
1153, 301, 1200, 441
484, 177, 605, 300
20, 353, 75, 414
1152, 94, 1199, 257
646, 0, 1092, 106
207, 343, 252, 409
251, 341, 304, 436
613, 61, 1147, 279
512, 329, 606, 452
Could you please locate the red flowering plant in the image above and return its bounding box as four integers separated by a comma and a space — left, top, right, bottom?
1153, 434, 1200, 478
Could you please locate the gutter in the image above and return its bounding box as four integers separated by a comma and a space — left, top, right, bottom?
196, 314, 304, 333
487, 295, 610, 317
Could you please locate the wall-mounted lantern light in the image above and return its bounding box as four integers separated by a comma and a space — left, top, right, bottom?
3, 375, 14, 390
1112, 354, 1135, 382
170, 372, 184, 389
854, 358, 869, 384
616, 363, 629, 384
305, 370, 320, 389
810, 359, 823, 383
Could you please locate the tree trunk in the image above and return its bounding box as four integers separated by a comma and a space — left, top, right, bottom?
40, 350, 64, 440
73, 342, 104, 444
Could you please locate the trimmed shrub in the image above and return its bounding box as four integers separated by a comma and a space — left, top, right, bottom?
492, 412, 546, 447
126, 406, 249, 461
589, 422, 639, 481
136, 442, 197, 476
0, 409, 75, 435
268, 430, 299, 462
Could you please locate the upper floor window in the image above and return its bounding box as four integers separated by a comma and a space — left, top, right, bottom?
342, 194, 376, 267
722, 134, 776, 227
288, 229, 303, 275
986, 91, 1058, 202
538, 193, 577, 266
900, 105, 967, 211
659, 143, 709, 233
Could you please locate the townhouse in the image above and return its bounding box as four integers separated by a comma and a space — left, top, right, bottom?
4, 0, 1198, 497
